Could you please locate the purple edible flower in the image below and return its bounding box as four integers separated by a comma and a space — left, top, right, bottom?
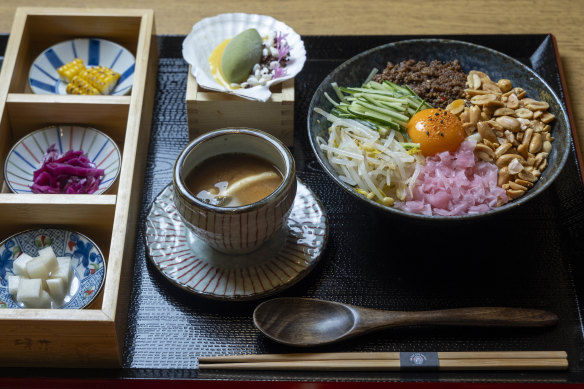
273, 65, 287, 79
275, 31, 290, 62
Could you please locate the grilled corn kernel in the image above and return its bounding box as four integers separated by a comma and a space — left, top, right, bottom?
57, 58, 86, 83
66, 76, 100, 95
83, 67, 121, 94
65, 66, 121, 95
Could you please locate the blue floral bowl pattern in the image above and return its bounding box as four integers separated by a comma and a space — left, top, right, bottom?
0, 228, 106, 309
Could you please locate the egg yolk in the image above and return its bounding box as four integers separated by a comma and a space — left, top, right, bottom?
407, 108, 466, 156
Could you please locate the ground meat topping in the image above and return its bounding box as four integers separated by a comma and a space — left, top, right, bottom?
373, 59, 467, 108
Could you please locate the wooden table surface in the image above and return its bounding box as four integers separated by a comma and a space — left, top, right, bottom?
0, 0, 582, 155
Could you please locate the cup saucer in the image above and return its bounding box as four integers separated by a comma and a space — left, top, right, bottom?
144, 179, 328, 300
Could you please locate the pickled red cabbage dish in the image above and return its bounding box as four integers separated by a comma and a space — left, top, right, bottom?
31, 145, 105, 194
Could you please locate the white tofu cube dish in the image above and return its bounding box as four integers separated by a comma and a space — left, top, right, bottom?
6, 246, 75, 309
12, 253, 33, 277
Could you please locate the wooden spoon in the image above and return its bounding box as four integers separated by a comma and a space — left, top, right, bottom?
253, 297, 559, 347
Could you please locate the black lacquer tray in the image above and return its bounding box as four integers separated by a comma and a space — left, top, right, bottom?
4, 34, 584, 384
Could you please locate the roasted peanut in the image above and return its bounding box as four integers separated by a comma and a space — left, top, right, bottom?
518, 170, 537, 182
482, 81, 502, 94
476, 143, 495, 159
445, 99, 465, 115
470, 93, 498, 106
529, 133, 543, 154
521, 128, 534, 147
494, 107, 516, 117
466, 89, 491, 97
517, 143, 529, 159
506, 93, 520, 109
512, 87, 526, 99
496, 116, 521, 132
515, 108, 534, 119
509, 181, 528, 191
540, 112, 555, 124
526, 101, 549, 111
507, 189, 526, 200
469, 105, 481, 125
497, 79, 512, 93
515, 179, 534, 188
508, 158, 525, 174
498, 166, 510, 186
477, 121, 498, 143
495, 142, 512, 158
496, 154, 524, 168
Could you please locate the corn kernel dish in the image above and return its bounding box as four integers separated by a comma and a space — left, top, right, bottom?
29, 38, 135, 96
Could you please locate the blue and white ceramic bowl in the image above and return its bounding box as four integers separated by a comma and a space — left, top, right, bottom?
4, 125, 121, 194
0, 228, 106, 309
28, 38, 135, 95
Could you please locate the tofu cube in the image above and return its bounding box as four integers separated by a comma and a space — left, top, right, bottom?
16, 278, 42, 305
37, 246, 59, 273
12, 253, 34, 277
7, 275, 20, 296
51, 257, 72, 285
26, 257, 50, 279
46, 277, 66, 298
27, 290, 51, 309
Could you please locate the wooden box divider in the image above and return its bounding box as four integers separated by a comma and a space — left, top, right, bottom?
0, 7, 157, 367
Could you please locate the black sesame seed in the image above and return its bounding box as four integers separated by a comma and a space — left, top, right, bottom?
440, 119, 443, 124
435, 112, 440, 116
440, 133, 444, 137
426, 131, 430, 136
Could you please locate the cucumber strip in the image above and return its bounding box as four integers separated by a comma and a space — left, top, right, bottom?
372, 99, 407, 112
331, 82, 347, 103
347, 107, 400, 129
382, 80, 410, 95
354, 100, 410, 122
342, 87, 406, 97
324, 92, 339, 106
358, 94, 410, 104
362, 68, 379, 86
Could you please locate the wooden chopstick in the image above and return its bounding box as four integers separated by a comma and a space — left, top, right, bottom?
198, 351, 568, 371
199, 351, 567, 363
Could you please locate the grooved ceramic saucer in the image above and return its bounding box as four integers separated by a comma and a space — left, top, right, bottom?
144, 180, 328, 301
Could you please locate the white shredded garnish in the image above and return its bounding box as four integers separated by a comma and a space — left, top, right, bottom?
315, 108, 423, 202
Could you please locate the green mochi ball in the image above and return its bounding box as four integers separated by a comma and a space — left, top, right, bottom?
221, 28, 263, 84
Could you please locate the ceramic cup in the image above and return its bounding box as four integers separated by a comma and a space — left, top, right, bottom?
173, 128, 297, 255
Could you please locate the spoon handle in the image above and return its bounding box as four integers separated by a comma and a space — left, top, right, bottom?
359, 307, 558, 329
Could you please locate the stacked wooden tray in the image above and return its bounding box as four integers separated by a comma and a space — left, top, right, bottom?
186, 71, 295, 146
0, 7, 157, 367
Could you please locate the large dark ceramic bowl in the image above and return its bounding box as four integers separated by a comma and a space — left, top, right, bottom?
307, 39, 571, 220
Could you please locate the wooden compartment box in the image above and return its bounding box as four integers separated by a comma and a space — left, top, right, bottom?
0, 7, 157, 367
186, 69, 295, 146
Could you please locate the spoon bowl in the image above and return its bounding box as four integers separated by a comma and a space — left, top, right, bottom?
253, 297, 559, 347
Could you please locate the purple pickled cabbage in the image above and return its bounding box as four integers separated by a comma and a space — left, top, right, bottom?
30, 144, 105, 194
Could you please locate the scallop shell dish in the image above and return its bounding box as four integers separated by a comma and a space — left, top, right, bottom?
182, 13, 306, 102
